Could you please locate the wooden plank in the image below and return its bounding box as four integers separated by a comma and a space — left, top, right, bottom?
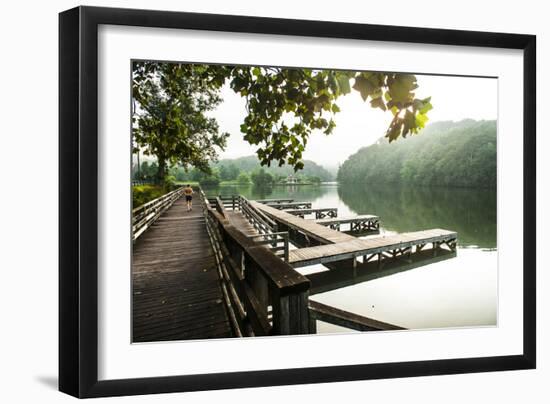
253, 202, 357, 244
255, 198, 294, 204
267, 202, 312, 210
132, 197, 234, 342
309, 300, 405, 331
288, 230, 458, 267
314, 214, 378, 224
285, 207, 337, 216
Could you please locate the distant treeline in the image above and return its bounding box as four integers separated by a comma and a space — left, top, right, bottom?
133, 155, 333, 187
337, 120, 497, 188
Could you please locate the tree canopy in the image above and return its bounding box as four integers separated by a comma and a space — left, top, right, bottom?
132, 62, 229, 180
132, 61, 432, 182
337, 120, 496, 188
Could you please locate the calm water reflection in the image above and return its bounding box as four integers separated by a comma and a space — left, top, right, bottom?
204, 183, 497, 331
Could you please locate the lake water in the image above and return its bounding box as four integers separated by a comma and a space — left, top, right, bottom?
203, 183, 497, 333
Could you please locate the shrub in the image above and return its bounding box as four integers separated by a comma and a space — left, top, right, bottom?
199, 175, 220, 186
250, 168, 273, 187
237, 172, 251, 184
164, 175, 177, 190
132, 185, 166, 208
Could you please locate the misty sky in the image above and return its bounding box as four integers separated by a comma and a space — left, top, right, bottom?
212, 74, 497, 169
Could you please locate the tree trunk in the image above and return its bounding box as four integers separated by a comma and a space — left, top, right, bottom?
157, 155, 166, 185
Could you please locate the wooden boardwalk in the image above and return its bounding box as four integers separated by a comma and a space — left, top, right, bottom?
225, 210, 258, 236
252, 202, 357, 244
288, 229, 457, 268
267, 201, 312, 210
254, 202, 457, 268
285, 207, 338, 219
132, 197, 233, 342
315, 214, 379, 232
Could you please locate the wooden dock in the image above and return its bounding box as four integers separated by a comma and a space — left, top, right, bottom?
315, 215, 380, 232
252, 202, 359, 244
288, 229, 457, 268
254, 202, 456, 268
285, 207, 338, 219
255, 198, 294, 204
132, 197, 234, 342
267, 201, 312, 210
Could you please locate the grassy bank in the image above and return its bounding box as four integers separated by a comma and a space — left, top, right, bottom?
133, 184, 178, 208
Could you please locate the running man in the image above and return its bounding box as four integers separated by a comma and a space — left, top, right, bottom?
183, 184, 194, 211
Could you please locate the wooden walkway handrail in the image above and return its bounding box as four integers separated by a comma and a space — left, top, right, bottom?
203, 196, 311, 336
237, 196, 277, 231
288, 229, 457, 268
308, 300, 405, 332
285, 207, 338, 219
267, 201, 312, 210
132, 186, 185, 241
255, 198, 294, 204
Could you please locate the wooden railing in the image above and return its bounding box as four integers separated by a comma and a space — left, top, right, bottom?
131, 179, 157, 186
308, 300, 405, 332
238, 196, 277, 234
210, 195, 290, 262
200, 190, 310, 336
246, 232, 290, 263
132, 187, 185, 241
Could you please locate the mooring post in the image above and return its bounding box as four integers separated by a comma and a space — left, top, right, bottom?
272, 290, 310, 335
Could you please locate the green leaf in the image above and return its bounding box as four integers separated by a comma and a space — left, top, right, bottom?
353, 76, 376, 101
386, 122, 402, 142
388, 74, 417, 103
402, 110, 416, 136
420, 99, 433, 114
415, 112, 429, 128
336, 74, 351, 94
370, 97, 386, 111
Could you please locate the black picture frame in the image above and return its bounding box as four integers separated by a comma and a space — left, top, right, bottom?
59, 5, 536, 398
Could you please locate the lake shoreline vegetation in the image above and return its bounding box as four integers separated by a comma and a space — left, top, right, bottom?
132, 119, 497, 207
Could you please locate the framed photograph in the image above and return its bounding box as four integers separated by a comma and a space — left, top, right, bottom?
59, 6, 536, 398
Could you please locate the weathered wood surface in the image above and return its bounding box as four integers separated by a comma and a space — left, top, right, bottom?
253, 202, 355, 244
132, 197, 233, 342
314, 214, 379, 226
225, 211, 258, 236
207, 208, 311, 335
309, 300, 405, 331
288, 229, 458, 268
314, 214, 380, 232
255, 198, 294, 204
267, 201, 312, 210
226, 210, 290, 262
132, 187, 185, 241
285, 207, 338, 219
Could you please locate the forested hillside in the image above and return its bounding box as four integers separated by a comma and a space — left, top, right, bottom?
212, 156, 333, 181
337, 120, 496, 188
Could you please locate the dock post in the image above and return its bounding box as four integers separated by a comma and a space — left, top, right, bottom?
272, 290, 310, 335
309, 312, 317, 334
